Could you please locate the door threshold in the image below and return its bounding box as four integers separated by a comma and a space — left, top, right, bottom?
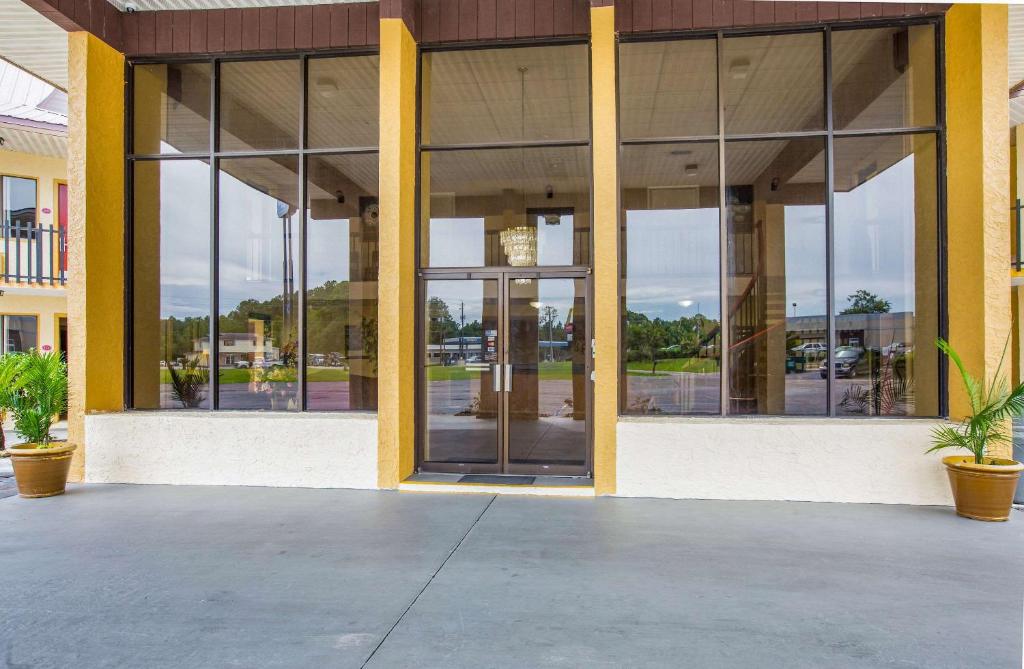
400, 473, 595, 497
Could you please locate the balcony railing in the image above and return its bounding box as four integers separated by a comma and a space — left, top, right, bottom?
1, 222, 67, 286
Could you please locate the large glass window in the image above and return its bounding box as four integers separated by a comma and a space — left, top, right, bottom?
419, 44, 591, 270
132, 63, 212, 155
130, 54, 379, 412
421, 45, 589, 146
132, 160, 211, 409
619, 24, 941, 418
305, 153, 379, 411
421, 146, 591, 268
620, 142, 721, 415
833, 134, 938, 417
726, 139, 827, 416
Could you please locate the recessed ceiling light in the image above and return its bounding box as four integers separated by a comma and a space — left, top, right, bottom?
729, 57, 751, 80
315, 77, 339, 98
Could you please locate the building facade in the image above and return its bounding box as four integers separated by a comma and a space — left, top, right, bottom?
0, 61, 69, 360
10, 0, 1015, 504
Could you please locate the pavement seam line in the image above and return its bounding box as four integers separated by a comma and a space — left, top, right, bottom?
359, 494, 498, 668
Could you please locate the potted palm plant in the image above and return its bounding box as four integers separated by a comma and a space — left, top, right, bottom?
5, 352, 74, 498
929, 338, 1024, 521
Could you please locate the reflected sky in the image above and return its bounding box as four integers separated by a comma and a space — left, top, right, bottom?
152, 146, 921, 322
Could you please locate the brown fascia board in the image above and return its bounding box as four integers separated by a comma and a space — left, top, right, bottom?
21, 0, 124, 51
21, 0, 951, 58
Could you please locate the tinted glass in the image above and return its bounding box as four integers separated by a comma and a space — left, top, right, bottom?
722, 32, 824, 135
132, 160, 211, 409
833, 133, 938, 416
832, 25, 936, 131
507, 277, 588, 466
219, 60, 300, 152
306, 154, 380, 411
308, 55, 380, 149
218, 157, 300, 410
421, 146, 591, 268
422, 279, 500, 464
619, 38, 718, 139
2, 176, 36, 230
422, 45, 589, 145
725, 139, 827, 415
133, 63, 212, 154
3, 315, 38, 353
620, 143, 721, 415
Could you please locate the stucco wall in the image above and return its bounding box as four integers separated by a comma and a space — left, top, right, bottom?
616, 418, 952, 505
0, 290, 66, 352
0, 149, 67, 231
85, 412, 378, 489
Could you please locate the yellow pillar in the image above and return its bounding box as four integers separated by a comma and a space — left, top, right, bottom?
376, 17, 417, 488
590, 5, 618, 495
66, 32, 126, 480
1013, 126, 1024, 387
945, 5, 1011, 454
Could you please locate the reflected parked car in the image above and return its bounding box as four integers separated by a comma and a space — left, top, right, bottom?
791, 343, 826, 354
819, 347, 863, 379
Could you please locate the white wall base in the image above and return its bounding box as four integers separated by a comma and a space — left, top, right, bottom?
85, 411, 378, 489
616, 417, 952, 505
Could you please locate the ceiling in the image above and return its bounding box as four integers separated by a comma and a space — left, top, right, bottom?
0, 0, 68, 90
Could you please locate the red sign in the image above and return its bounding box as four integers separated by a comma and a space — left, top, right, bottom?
41, 345, 51, 351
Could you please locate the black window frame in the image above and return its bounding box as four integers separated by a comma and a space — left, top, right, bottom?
125, 49, 381, 412
617, 16, 947, 419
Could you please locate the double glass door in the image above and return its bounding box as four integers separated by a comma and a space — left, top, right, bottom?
419, 272, 590, 476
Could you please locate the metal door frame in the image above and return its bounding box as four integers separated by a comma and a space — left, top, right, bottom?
416, 268, 592, 478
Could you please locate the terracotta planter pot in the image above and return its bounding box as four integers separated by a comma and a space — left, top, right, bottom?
7, 442, 76, 498
943, 455, 1023, 521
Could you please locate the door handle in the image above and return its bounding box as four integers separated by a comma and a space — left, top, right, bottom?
493, 364, 502, 392
504, 364, 512, 392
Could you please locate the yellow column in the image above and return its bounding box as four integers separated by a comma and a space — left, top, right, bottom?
590, 5, 618, 495
945, 5, 1011, 454
66, 32, 126, 480
1013, 126, 1024, 387
377, 17, 417, 488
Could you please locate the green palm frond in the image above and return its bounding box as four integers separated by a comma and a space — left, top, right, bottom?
8, 352, 67, 446
934, 336, 1024, 464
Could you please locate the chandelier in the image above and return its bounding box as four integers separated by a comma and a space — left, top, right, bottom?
500, 226, 537, 283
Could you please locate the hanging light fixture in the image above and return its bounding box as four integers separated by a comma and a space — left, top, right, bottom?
500, 226, 538, 280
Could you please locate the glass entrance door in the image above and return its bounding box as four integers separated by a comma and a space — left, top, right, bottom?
419, 273, 590, 476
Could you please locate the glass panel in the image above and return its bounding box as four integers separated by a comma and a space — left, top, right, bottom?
725, 139, 827, 415
133, 63, 211, 155
218, 157, 300, 410
507, 278, 587, 467
308, 55, 380, 149
620, 143, 721, 415
421, 45, 589, 145
219, 60, 300, 152
423, 279, 500, 464
722, 32, 824, 135
832, 25, 936, 131
133, 160, 211, 410
833, 133, 938, 416
3, 176, 36, 239
306, 154, 380, 411
3, 316, 38, 353
619, 38, 718, 140
421, 146, 591, 268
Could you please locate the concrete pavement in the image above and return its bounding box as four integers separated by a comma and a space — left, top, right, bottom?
1, 484, 1021, 668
